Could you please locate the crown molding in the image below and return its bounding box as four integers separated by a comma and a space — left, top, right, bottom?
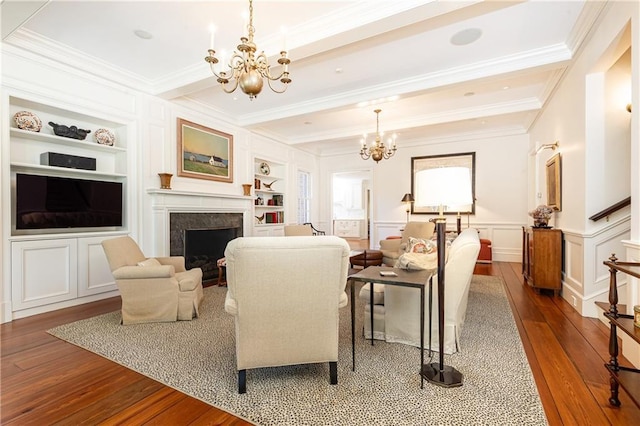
5, 28, 156, 93
234, 43, 571, 127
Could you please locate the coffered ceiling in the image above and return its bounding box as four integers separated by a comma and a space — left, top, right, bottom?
1, 1, 606, 156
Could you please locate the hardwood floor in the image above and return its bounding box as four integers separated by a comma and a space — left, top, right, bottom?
2, 253, 639, 424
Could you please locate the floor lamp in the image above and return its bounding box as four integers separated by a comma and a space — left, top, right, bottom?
415, 166, 473, 388
401, 193, 414, 223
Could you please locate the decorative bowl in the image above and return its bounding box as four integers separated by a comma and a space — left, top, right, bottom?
94, 128, 115, 146
13, 111, 42, 132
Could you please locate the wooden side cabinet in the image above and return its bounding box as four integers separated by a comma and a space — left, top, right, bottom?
522, 227, 563, 294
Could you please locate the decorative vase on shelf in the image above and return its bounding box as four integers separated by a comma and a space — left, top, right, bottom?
158, 173, 173, 189
242, 184, 252, 196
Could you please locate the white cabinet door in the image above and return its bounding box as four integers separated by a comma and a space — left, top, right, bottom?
334, 220, 361, 237
253, 225, 285, 237
77, 236, 117, 297
11, 239, 78, 310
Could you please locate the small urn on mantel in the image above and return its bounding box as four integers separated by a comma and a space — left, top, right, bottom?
158, 173, 173, 189
242, 184, 252, 196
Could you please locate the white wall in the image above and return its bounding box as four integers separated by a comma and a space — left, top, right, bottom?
320, 133, 529, 262
528, 0, 639, 317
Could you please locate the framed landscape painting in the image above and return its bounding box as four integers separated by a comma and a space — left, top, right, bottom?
411, 152, 476, 214
177, 118, 233, 183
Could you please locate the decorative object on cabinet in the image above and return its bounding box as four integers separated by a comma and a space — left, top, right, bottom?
242, 184, 252, 196
528, 205, 554, 228
13, 110, 42, 132
203, 0, 291, 101
259, 161, 270, 175
177, 118, 233, 183
94, 128, 115, 146
254, 178, 261, 189
40, 152, 97, 171
411, 152, 475, 215
599, 255, 640, 409
522, 227, 562, 294
48, 121, 91, 140
255, 214, 265, 224
263, 180, 278, 191
546, 153, 561, 211
158, 173, 173, 189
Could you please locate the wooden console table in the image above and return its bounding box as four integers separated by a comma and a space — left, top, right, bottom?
601, 255, 640, 408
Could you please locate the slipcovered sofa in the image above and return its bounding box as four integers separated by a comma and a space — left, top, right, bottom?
360, 227, 480, 354
379, 221, 435, 266
224, 235, 350, 393
102, 236, 204, 325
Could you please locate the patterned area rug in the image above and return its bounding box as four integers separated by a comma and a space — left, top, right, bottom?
49, 275, 547, 425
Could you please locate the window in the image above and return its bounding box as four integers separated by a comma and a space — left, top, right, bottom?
297, 170, 311, 223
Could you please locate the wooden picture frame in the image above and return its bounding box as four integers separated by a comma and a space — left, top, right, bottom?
411, 152, 476, 214
177, 118, 233, 183
546, 153, 561, 211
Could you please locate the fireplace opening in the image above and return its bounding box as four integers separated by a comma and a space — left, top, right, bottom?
184, 227, 239, 284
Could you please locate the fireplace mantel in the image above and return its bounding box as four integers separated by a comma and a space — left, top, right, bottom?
147, 188, 250, 201
147, 188, 253, 255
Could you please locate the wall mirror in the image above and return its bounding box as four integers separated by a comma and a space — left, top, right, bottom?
410, 152, 476, 214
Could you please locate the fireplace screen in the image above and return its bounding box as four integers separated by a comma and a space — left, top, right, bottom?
184, 227, 238, 283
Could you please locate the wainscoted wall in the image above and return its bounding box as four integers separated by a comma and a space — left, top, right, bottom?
373, 221, 523, 263
563, 216, 632, 318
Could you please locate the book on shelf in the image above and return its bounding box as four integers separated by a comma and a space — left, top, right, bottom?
264, 211, 284, 224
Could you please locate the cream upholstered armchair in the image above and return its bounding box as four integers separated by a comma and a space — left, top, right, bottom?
224, 235, 350, 393
101, 236, 204, 325
379, 221, 435, 266
361, 228, 480, 354
284, 224, 314, 236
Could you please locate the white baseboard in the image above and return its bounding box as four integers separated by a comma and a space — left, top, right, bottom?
1, 301, 12, 324
10, 290, 119, 321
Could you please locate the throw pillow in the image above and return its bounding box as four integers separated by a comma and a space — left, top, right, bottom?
407, 237, 436, 254
137, 258, 161, 267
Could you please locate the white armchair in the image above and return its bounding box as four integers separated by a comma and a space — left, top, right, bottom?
101, 236, 204, 325
361, 228, 480, 354
224, 235, 350, 393
379, 221, 435, 266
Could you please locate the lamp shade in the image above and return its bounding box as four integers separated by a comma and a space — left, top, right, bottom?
401, 193, 414, 203
416, 167, 472, 209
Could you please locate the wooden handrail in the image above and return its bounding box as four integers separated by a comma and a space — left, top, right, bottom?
589, 197, 631, 221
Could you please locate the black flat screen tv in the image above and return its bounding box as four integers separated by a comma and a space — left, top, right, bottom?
16, 173, 123, 230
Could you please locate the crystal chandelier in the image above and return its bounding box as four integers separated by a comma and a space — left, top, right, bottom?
204, 0, 291, 100
359, 109, 397, 163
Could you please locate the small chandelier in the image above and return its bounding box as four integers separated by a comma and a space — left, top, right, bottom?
359, 109, 397, 163
204, 0, 291, 100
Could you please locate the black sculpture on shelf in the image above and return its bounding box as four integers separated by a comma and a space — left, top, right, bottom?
48, 122, 91, 140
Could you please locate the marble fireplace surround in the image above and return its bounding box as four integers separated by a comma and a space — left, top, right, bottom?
147, 189, 253, 257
